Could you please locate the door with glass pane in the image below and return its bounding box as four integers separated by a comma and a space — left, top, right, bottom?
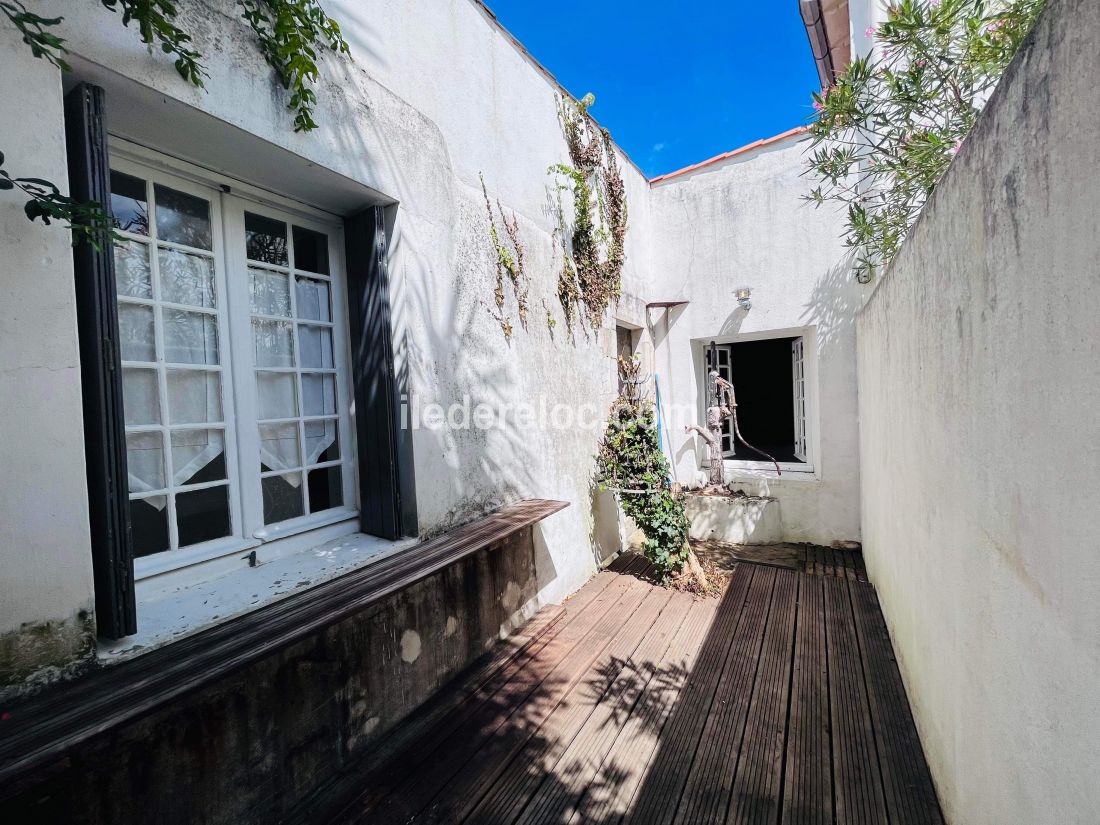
222, 199, 353, 537
109, 161, 238, 558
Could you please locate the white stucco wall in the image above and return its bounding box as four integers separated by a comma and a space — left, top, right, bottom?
0, 0, 862, 688
649, 137, 861, 546
0, 0, 656, 660
0, 28, 97, 668
856, 0, 1100, 821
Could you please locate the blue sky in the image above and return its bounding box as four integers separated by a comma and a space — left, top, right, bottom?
484, 0, 820, 178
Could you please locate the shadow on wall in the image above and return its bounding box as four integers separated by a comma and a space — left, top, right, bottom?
314, 55, 549, 537
800, 250, 859, 354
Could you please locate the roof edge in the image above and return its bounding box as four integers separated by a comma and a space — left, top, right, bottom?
648, 127, 808, 185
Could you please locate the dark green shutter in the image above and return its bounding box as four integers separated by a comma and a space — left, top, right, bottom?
65, 83, 137, 638
345, 206, 416, 539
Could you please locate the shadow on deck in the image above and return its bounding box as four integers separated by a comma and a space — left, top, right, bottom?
314, 552, 944, 824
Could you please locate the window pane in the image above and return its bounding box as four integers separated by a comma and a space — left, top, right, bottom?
294, 276, 331, 322
159, 248, 215, 308
292, 226, 329, 274
171, 429, 226, 486
245, 212, 288, 266
298, 324, 333, 368
118, 302, 155, 362
163, 309, 219, 365
301, 373, 336, 416
259, 422, 300, 472
126, 431, 165, 493
176, 486, 231, 546
131, 495, 169, 557
154, 184, 211, 250
252, 319, 294, 367
262, 473, 303, 524
123, 368, 160, 426
308, 466, 342, 513
249, 267, 291, 316
114, 240, 152, 299
166, 369, 222, 424
110, 170, 149, 236
256, 371, 297, 419
304, 419, 339, 465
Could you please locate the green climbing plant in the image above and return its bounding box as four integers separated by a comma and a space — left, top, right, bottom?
480, 173, 530, 339
1, 0, 349, 245
805, 0, 1045, 281
550, 93, 628, 333
594, 358, 693, 583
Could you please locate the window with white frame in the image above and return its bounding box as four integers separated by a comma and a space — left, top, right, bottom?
703, 336, 811, 471
109, 153, 356, 572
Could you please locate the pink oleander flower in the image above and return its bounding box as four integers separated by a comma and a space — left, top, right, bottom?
949, 141, 962, 156
813, 99, 824, 112
865, 25, 877, 37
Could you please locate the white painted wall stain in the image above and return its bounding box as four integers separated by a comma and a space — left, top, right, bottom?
399, 629, 422, 664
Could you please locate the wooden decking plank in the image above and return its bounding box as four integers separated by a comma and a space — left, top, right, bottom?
410, 578, 655, 824
329, 571, 620, 819
514, 590, 695, 825
621, 564, 758, 825
781, 574, 832, 825
465, 583, 676, 823
672, 567, 778, 825
567, 594, 720, 824
824, 577, 887, 825
727, 569, 800, 825
848, 582, 944, 825
343, 573, 638, 823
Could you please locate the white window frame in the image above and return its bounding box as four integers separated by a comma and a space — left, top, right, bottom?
109, 141, 360, 582
699, 328, 817, 475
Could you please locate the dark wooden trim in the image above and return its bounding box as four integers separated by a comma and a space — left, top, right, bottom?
345, 205, 415, 540
63, 83, 137, 638
0, 499, 567, 791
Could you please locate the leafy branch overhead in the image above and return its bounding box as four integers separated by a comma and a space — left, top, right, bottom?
0, 0, 350, 242
0, 152, 118, 248
804, 0, 1045, 282
550, 93, 628, 334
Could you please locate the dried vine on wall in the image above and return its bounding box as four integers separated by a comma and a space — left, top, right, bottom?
550, 93, 628, 334
480, 173, 530, 339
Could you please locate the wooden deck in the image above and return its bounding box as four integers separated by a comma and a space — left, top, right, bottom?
322, 553, 943, 825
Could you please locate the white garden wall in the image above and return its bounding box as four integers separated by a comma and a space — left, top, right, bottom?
856, 0, 1100, 821
650, 136, 862, 546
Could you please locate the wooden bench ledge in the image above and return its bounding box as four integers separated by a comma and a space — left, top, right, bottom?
0, 498, 568, 788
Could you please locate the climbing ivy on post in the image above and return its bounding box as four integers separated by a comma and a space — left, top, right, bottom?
0, 0, 350, 244
550, 93, 628, 334
595, 358, 707, 590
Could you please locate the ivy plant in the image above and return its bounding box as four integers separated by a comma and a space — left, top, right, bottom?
550, 93, 628, 334
1, 0, 349, 244
805, 0, 1045, 281
594, 358, 693, 583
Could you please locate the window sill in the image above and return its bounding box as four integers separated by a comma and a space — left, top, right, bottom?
723, 462, 820, 483
102, 528, 419, 663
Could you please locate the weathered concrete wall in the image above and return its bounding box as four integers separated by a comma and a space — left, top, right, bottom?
856, 1, 1100, 821
1, 529, 538, 824
0, 27, 98, 681
649, 137, 861, 546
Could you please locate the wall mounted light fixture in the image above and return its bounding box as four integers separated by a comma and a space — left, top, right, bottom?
735, 287, 753, 311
